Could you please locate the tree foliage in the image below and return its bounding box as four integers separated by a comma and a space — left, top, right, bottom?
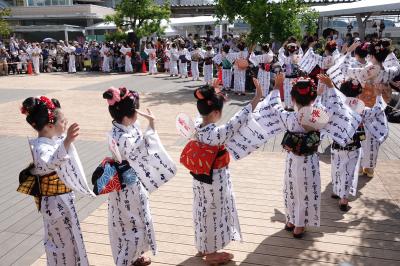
215, 0, 319, 43
105, 0, 171, 38
0, 8, 11, 37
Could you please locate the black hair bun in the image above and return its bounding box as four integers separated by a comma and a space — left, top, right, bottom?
340, 79, 363, 98
103, 91, 114, 100
261, 43, 270, 53
194, 85, 216, 101
21, 97, 39, 115
51, 98, 61, 108
368, 40, 391, 63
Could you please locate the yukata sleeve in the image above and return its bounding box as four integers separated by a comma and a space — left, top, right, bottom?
226, 52, 237, 64
33, 142, 69, 172
363, 95, 389, 143
249, 52, 261, 66
266, 51, 274, 63
213, 53, 222, 65
278, 47, 286, 66
57, 142, 95, 197
320, 87, 362, 146
137, 128, 177, 193
339, 54, 362, 80
201, 104, 253, 146
226, 92, 282, 160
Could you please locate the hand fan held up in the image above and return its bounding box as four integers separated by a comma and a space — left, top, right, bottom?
176, 113, 196, 139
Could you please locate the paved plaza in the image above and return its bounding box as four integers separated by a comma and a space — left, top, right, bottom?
0, 72, 399, 266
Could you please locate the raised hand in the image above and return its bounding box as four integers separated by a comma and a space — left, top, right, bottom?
317, 74, 334, 89
64, 123, 79, 150
251, 78, 263, 110
274, 73, 285, 90
137, 108, 155, 129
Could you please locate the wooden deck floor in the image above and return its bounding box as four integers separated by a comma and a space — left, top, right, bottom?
31, 148, 400, 266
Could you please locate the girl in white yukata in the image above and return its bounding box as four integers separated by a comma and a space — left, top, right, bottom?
228, 42, 248, 95
191, 43, 203, 81
213, 45, 233, 91
101, 43, 112, 73
120, 42, 133, 73
102, 87, 177, 266
339, 41, 397, 178
145, 43, 157, 75
20, 96, 95, 266
255, 73, 361, 238
299, 40, 339, 106
203, 45, 215, 85
178, 44, 191, 78
278, 37, 303, 109
185, 78, 262, 265
249, 43, 274, 97
167, 43, 179, 77
62, 42, 77, 73
330, 80, 388, 211
27, 43, 42, 74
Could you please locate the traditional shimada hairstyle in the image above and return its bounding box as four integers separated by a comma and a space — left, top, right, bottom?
237, 42, 246, 51
194, 85, 226, 116
103, 87, 140, 123
355, 42, 369, 58
340, 79, 363, 98
222, 44, 230, 54
368, 40, 391, 63
290, 77, 318, 106
325, 40, 337, 54
261, 43, 270, 53
21, 96, 61, 131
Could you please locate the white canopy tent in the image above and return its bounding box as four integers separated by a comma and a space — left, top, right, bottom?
313, 0, 400, 17
85, 16, 229, 36
312, 0, 400, 40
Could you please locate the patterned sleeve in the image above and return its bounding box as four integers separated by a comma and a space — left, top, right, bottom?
254, 89, 289, 134
213, 53, 222, 65
249, 52, 261, 65
33, 142, 69, 171
320, 87, 362, 146
363, 95, 389, 143
278, 47, 286, 65
339, 54, 361, 80
198, 104, 252, 146
226, 52, 238, 64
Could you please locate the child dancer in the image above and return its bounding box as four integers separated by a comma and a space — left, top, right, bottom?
330, 80, 388, 211
255, 73, 361, 238
203, 45, 215, 85
278, 37, 303, 109
191, 43, 203, 81
145, 43, 157, 75
228, 42, 248, 96
103, 87, 176, 266
120, 42, 133, 73
340, 41, 395, 177
167, 42, 179, 77
184, 78, 262, 264
19, 96, 95, 265
249, 43, 274, 97
213, 44, 233, 91
178, 43, 191, 78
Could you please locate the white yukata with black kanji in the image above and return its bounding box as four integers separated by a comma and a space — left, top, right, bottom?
192, 103, 257, 254
278, 47, 303, 109
254, 88, 361, 227
331, 94, 388, 199
226, 51, 248, 93
120, 46, 133, 73
249, 50, 274, 96
213, 52, 232, 90
108, 122, 177, 265
203, 49, 215, 84
30, 136, 95, 266
339, 55, 398, 170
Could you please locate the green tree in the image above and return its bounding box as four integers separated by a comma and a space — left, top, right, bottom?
105, 0, 171, 39
0, 8, 11, 37
215, 0, 319, 44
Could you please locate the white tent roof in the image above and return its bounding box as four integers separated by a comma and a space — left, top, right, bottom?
85, 16, 228, 31
313, 0, 400, 17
